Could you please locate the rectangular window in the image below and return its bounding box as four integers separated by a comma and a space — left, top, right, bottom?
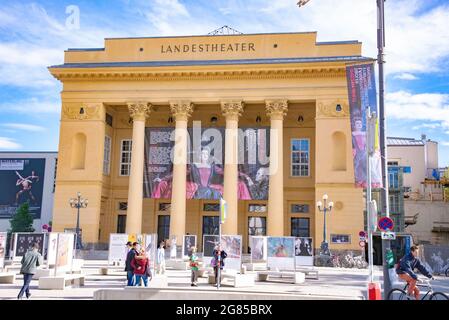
117, 215, 126, 233
248, 204, 267, 212
203, 203, 219, 211
118, 202, 128, 211
103, 136, 112, 175
290, 204, 309, 213
291, 139, 310, 177
202, 216, 219, 236
120, 139, 132, 176
331, 234, 351, 244
389, 194, 401, 214
248, 217, 266, 236
291, 218, 310, 237
389, 169, 399, 189
158, 203, 171, 211
157, 215, 170, 244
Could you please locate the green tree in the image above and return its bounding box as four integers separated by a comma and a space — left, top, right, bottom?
8, 202, 35, 233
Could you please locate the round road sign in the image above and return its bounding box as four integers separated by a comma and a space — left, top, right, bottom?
359, 240, 366, 247
359, 231, 367, 238
378, 217, 394, 231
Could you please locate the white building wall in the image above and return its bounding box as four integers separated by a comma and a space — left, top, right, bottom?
0, 152, 57, 233
425, 141, 439, 171
388, 145, 426, 192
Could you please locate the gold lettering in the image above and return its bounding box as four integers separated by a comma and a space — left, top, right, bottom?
249, 43, 255, 51
205, 44, 210, 52
241, 43, 247, 51
227, 44, 234, 51
234, 43, 240, 51
220, 43, 226, 51
183, 45, 189, 52
199, 44, 204, 52
174, 45, 180, 53
161, 45, 165, 53
192, 44, 197, 52
212, 44, 218, 52
166, 45, 172, 53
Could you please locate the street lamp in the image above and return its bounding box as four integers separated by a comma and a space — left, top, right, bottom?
69, 192, 88, 250
316, 194, 333, 260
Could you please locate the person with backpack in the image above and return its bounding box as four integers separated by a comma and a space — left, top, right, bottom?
125, 242, 138, 286
131, 249, 152, 287
17, 242, 43, 299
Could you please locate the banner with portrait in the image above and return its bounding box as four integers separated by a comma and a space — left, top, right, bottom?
250, 236, 267, 262
144, 127, 270, 200
294, 237, 314, 266
0, 232, 6, 270
346, 63, 382, 188
182, 235, 197, 259
55, 233, 75, 275
267, 236, 295, 271
220, 235, 242, 271
108, 233, 129, 266
0, 159, 45, 219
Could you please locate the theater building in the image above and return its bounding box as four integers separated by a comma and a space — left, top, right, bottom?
48, 31, 373, 252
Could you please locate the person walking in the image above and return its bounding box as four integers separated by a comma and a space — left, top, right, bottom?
189, 246, 199, 286
17, 242, 43, 299
131, 249, 151, 287
212, 245, 227, 287
156, 241, 166, 275
125, 242, 138, 286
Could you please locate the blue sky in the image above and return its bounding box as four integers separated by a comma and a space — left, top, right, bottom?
0, 0, 449, 166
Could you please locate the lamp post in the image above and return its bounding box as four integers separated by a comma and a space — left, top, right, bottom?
316, 194, 333, 260
69, 192, 88, 250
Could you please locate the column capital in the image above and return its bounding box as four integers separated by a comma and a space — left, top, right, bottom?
127, 101, 152, 121
170, 101, 194, 121
266, 100, 288, 120
221, 100, 244, 121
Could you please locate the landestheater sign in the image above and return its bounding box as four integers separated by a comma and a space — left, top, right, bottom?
48, 31, 373, 254
161, 43, 256, 54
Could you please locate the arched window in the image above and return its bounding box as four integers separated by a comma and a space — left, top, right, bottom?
71, 133, 86, 169
332, 131, 346, 171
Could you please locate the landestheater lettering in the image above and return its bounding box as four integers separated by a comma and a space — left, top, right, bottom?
161, 42, 256, 54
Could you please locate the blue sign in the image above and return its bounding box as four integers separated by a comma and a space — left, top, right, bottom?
378, 217, 394, 231
405, 235, 411, 255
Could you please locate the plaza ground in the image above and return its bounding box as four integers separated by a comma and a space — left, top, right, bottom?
1, 261, 449, 300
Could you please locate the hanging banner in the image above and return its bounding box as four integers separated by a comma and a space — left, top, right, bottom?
144, 127, 270, 200
346, 63, 382, 188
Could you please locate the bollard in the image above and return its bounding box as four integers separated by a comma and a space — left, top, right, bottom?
368, 282, 381, 300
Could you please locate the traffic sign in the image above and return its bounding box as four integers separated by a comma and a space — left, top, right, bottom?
359, 231, 367, 238
381, 231, 396, 240
359, 240, 366, 247
378, 217, 394, 231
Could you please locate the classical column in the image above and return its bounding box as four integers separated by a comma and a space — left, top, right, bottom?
126, 102, 152, 234
169, 101, 193, 245
221, 100, 244, 235
266, 100, 288, 236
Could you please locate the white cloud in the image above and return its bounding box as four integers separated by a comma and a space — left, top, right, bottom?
386, 91, 449, 130
441, 142, 449, 147
394, 73, 419, 81
1, 123, 46, 132
0, 98, 60, 114
411, 123, 441, 130
0, 137, 22, 150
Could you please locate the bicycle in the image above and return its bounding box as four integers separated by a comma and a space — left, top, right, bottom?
387, 278, 449, 300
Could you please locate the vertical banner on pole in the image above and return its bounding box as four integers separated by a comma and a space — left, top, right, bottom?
346, 63, 382, 188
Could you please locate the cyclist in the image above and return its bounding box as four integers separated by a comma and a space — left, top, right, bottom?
396, 245, 434, 300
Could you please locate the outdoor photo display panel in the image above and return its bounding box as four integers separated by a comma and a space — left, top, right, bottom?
250, 236, 267, 262
108, 233, 129, 265
46, 232, 58, 265
55, 233, 74, 275
202, 235, 220, 261
220, 235, 242, 271
267, 236, 295, 270
182, 235, 197, 258
144, 233, 157, 275
294, 237, 314, 266
14, 233, 45, 257
0, 232, 6, 270
0, 159, 45, 219
144, 127, 270, 200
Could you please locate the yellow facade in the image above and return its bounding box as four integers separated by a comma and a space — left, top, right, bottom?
49, 32, 370, 252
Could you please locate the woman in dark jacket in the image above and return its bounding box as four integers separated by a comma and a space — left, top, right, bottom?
212, 245, 227, 287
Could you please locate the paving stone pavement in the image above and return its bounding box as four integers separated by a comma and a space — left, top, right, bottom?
1, 260, 448, 300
